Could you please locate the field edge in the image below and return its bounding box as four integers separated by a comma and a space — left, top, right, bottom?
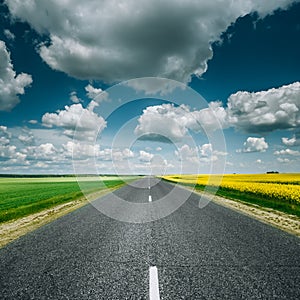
0, 185, 122, 249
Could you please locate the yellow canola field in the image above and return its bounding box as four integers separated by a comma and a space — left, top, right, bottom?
163, 174, 300, 204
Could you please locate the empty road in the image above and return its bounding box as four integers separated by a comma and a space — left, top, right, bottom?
0, 177, 299, 299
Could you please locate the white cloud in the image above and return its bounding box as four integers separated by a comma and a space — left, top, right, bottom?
85, 84, 108, 103
274, 149, 300, 156
41, 103, 107, 141
238, 137, 268, 153
111, 148, 135, 162
5, 0, 294, 83
0, 40, 32, 111
4, 29, 15, 41
134, 81, 300, 140
0, 140, 29, 166
98, 147, 135, 162
175, 144, 199, 163
0, 136, 10, 146
135, 104, 188, 142
63, 141, 134, 162
175, 143, 219, 164
227, 82, 300, 133
187, 102, 228, 132
28, 120, 38, 124
0, 144, 16, 158
282, 135, 300, 147
63, 141, 99, 159
17, 128, 35, 145
23, 143, 59, 161
69, 91, 81, 103
199, 143, 213, 157
139, 150, 154, 162
120, 148, 134, 159
0, 126, 11, 145
277, 157, 290, 163
135, 102, 226, 142
18, 134, 34, 145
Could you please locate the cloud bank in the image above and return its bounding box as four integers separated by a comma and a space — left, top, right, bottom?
227, 82, 300, 133
6, 0, 295, 83
135, 81, 300, 143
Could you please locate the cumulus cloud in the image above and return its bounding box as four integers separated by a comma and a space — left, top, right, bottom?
0, 144, 16, 158
274, 148, 300, 156
282, 135, 300, 146
63, 141, 134, 162
139, 150, 154, 162
238, 137, 268, 153
0, 40, 32, 111
0, 132, 29, 166
135, 102, 226, 142
227, 82, 300, 133
175, 144, 199, 163
112, 148, 135, 161
85, 84, 108, 103
0, 126, 11, 145
63, 141, 100, 159
175, 143, 219, 164
135, 104, 188, 142
41, 103, 107, 141
5, 0, 294, 83
17, 128, 35, 145
23, 143, 59, 160
135, 82, 300, 141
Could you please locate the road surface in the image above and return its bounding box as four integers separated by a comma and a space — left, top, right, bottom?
0, 177, 299, 299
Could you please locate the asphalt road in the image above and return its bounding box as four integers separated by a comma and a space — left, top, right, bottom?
0, 177, 299, 299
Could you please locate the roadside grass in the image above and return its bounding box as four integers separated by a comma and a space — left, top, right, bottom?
162, 179, 300, 218
0, 176, 139, 223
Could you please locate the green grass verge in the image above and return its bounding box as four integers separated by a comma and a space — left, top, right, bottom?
162, 179, 300, 217
0, 176, 139, 223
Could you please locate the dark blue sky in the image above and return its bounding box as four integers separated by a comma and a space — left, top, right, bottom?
191, 4, 300, 102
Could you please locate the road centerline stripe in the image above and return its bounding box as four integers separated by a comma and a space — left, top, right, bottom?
149, 195, 152, 202
149, 266, 160, 300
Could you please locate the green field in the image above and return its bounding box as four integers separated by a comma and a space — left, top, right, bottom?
0, 176, 139, 223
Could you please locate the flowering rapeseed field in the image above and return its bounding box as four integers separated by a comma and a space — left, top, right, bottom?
163, 173, 300, 205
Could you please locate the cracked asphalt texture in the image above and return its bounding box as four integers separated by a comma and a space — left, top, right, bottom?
0, 177, 299, 299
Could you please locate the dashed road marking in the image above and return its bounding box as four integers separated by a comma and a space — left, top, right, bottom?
149, 195, 152, 202
149, 266, 160, 300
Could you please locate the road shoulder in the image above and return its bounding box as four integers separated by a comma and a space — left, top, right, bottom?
193, 188, 300, 237
0, 187, 118, 248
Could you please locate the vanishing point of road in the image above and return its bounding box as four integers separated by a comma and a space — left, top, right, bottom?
0, 177, 299, 299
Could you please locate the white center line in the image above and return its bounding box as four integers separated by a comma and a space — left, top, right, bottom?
149, 266, 160, 300
148, 195, 152, 202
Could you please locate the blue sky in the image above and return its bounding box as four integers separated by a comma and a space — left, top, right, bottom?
0, 0, 300, 174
